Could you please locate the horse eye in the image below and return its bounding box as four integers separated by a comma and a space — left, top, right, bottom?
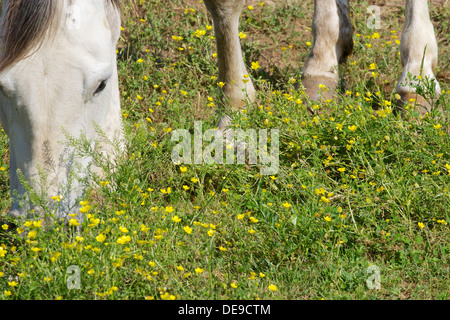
94, 79, 107, 95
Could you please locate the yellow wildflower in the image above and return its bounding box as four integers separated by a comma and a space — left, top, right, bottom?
268, 284, 278, 291
96, 234, 106, 243
183, 226, 193, 234
251, 61, 260, 70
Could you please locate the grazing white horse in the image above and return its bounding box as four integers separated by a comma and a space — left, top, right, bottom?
0, 0, 441, 228
204, 0, 441, 115
0, 0, 123, 225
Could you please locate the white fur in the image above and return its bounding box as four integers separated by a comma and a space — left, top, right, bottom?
0, 0, 123, 223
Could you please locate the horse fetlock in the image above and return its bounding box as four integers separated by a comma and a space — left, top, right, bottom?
301, 73, 339, 102
220, 80, 255, 109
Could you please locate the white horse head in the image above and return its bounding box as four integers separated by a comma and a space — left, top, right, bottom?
0, 0, 123, 225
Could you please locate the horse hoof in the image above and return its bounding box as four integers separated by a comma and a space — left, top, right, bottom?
217, 114, 232, 132
300, 75, 339, 101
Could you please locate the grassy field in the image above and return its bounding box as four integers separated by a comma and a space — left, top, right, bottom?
0, 0, 449, 300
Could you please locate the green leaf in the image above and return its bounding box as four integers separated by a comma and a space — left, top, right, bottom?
415, 235, 423, 245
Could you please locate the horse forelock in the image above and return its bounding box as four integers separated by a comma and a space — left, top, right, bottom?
0, 0, 120, 73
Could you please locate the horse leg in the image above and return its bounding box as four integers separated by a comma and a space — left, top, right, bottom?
204, 0, 256, 130
396, 0, 441, 117
301, 0, 353, 101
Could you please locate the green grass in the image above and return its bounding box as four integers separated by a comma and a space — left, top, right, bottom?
0, 0, 449, 300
